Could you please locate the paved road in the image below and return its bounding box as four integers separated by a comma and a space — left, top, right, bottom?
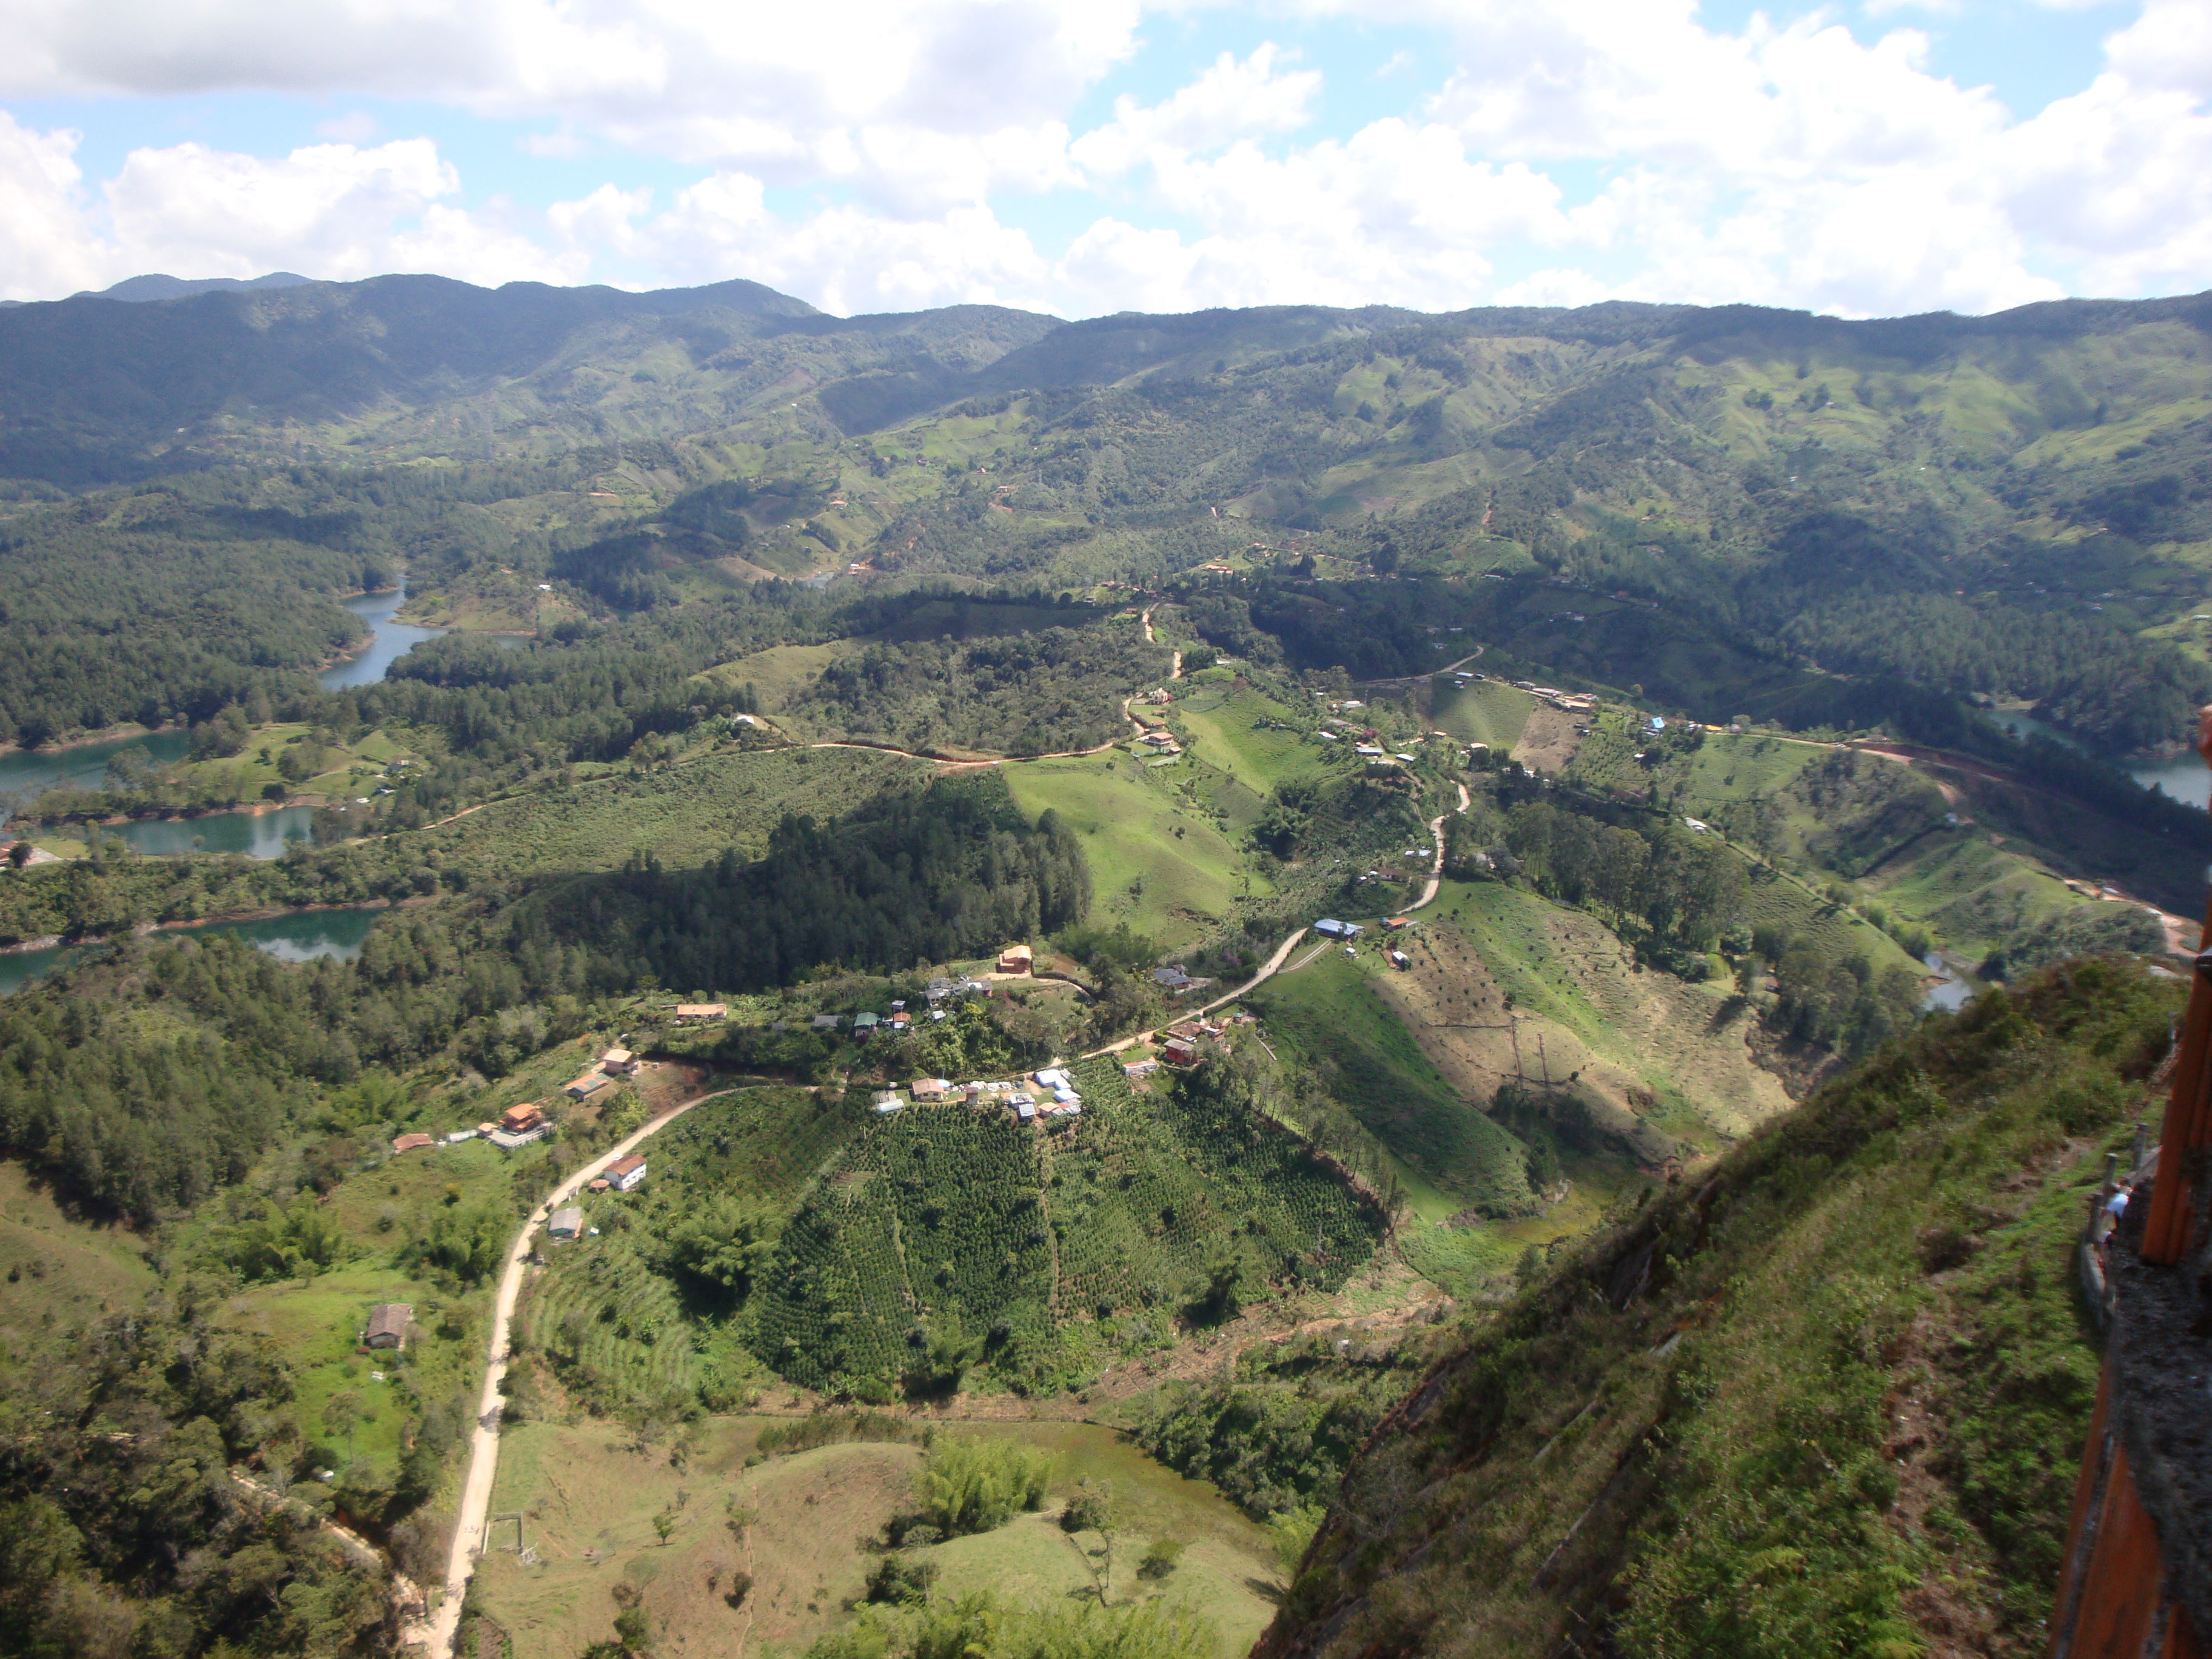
403, 1081, 737, 1656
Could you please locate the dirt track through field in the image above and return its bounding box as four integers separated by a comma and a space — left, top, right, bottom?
404, 1075, 765, 1658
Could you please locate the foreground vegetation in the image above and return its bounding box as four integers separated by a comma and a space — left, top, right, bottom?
1262, 957, 2171, 1659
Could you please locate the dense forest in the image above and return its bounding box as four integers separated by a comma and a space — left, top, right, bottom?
0, 773, 1085, 1220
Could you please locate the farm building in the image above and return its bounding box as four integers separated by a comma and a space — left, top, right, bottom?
563, 1072, 608, 1101
391, 1133, 435, 1155
997, 943, 1034, 975
444, 1128, 477, 1144
1314, 918, 1363, 940
873, 1091, 905, 1115
1389, 950, 1412, 969
548, 1206, 585, 1241
605, 1154, 647, 1192
674, 1003, 725, 1022
364, 1304, 412, 1350
600, 1047, 637, 1075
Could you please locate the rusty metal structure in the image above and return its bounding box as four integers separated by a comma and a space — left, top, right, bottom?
2046, 900, 2212, 1658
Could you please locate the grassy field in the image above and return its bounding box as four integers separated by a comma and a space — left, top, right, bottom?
435, 744, 920, 879
1428, 680, 1536, 752
692, 641, 866, 712
0, 1161, 155, 1331
1170, 683, 1332, 798
1005, 756, 1265, 950
474, 1419, 1282, 1659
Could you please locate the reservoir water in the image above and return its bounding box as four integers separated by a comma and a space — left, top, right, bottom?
318, 587, 449, 690
8, 585, 463, 858
1989, 709, 2211, 811
0, 905, 380, 995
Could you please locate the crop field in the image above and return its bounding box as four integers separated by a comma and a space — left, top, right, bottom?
1005, 756, 1263, 949
528, 1231, 702, 1419
474, 1418, 1281, 1659
1428, 680, 1535, 752
740, 1064, 1382, 1394
1170, 683, 1332, 797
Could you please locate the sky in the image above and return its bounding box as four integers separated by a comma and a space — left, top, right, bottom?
0, 0, 2205, 321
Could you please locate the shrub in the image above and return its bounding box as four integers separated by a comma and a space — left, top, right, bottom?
913, 1436, 1054, 1537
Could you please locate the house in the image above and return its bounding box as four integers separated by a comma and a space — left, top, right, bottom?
392, 1133, 435, 1155
600, 1047, 637, 1075
1033, 1067, 1068, 1090
1123, 1059, 1160, 1079
1385, 917, 1413, 931
925, 977, 954, 1003
1389, 950, 1412, 969
1393, 752, 1417, 763
564, 1072, 608, 1101
1355, 743, 1384, 757
997, 945, 1034, 976
500, 1103, 544, 1134
853, 1012, 880, 1037
1161, 1037, 1199, 1066
811, 1013, 841, 1031
911, 1079, 953, 1102
1313, 919, 1362, 940
673, 1003, 726, 1022
890, 1011, 911, 1030
605, 1154, 647, 1192
365, 1304, 412, 1350
1014, 1100, 1037, 1122
548, 1206, 585, 1241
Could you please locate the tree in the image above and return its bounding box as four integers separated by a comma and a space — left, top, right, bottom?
323, 1390, 364, 1465
1059, 1478, 1121, 1603
652, 1507, 677, 1547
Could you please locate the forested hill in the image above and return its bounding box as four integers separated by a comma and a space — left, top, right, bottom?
5, 273, 2212, 756
1256, 957, 2176, 1659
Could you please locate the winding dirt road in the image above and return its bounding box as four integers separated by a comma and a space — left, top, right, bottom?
403, 1081, 744, 1657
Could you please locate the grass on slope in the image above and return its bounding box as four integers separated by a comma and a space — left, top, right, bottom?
436, 744, 919, 878
474, 1420, 1281, 1659
1005, 756, 1265, 950
1247, 947, 1532, 1217
1429, 680, 1535, 753
0, 1161, 154, 1327
1269, 956, 2175, 1659
1171, 683, 1333, 797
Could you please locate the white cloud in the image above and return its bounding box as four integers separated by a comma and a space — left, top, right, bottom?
1071, 44, 1321, 178
0, 0, 2205, 320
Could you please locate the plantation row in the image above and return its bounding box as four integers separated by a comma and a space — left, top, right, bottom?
525, 1232, 700, 1421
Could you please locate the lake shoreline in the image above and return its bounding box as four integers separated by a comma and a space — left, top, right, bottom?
0, 894, 423, 956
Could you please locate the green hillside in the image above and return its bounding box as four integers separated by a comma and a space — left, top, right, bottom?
1259, 957, 2174, 1659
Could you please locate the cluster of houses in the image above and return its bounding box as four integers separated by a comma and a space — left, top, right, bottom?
871, 1067, 1086, 1124
388, 1045, 643, 1159
1507, 680, 1598, 716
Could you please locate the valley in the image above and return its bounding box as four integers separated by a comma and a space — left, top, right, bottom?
0, 273, 2204, 1659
